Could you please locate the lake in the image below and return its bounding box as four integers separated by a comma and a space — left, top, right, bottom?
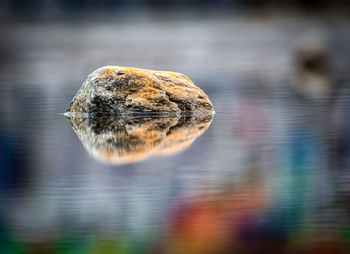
1, 15, 350, 254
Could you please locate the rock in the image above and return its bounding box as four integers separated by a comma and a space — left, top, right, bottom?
293, 33, 333, 99
67, 114, 213, 165
67, 66, 213, 114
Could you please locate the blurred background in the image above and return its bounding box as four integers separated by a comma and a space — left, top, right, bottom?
1, 1, 350, 254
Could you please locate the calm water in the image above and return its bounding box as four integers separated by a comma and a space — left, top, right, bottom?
1, 17, 350, 254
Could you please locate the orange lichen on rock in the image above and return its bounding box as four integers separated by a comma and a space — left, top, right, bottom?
67, 66, 213, 114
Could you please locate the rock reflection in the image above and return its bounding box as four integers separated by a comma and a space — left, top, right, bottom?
66, 114, 213, 164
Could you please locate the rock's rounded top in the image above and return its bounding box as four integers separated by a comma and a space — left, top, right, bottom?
92, 65, 194, 84
67, 66, 213, 114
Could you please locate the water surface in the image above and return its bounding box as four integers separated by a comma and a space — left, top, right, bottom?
1, 17, 350, 254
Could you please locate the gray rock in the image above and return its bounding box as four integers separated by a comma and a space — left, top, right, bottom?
67, 66, 213, 114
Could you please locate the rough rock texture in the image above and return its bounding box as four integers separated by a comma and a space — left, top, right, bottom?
67, 114, 212, 165
67, 66, 213, 114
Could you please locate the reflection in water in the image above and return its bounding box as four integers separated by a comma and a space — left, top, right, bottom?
67, 114, 213, 164
166, 178, 270, 254
1, 17, 350, 254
